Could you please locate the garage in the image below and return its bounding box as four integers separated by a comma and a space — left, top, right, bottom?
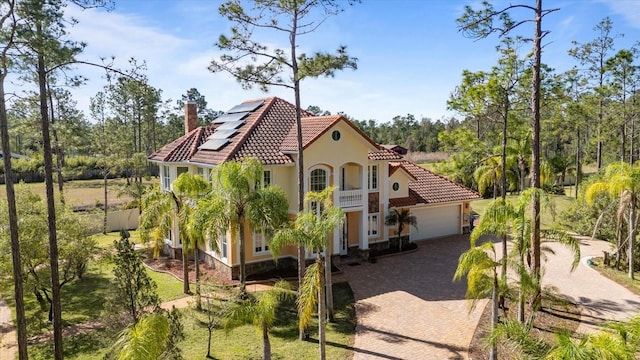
409, 204, 461, 241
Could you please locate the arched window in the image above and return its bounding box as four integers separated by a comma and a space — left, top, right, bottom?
310, 168, 327, 192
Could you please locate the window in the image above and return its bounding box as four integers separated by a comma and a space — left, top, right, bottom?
392, 182, 400, 191
220, 230, 228, 259
368, 214, 379, 237
263, 170, 272, 188
368, 165, 378, 190
331, 130, 341, 141
310, 168, 327, 192
177, 166, 188, 177
197, 167, 204, 177
162, 166, 171, 190
254, 232, 270, 254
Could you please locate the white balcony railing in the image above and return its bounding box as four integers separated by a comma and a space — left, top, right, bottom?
339, 189, 363, 208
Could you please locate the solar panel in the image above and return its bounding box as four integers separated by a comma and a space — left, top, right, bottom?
198, 138, 229, 151
208, 129, 238, 140
212, 111, 249, 124
227, 100, 264, 114
217, 120, 245, 130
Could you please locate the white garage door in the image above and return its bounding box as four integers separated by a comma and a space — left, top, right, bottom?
410, 205, 460, 241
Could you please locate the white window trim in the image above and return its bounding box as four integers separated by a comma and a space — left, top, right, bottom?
368, 164, 378, 191
309, 166, 329, 193
219, 230, 228, 261
162, 165, 171, 190
253, 231, 271, 255
368, 213, 379, 238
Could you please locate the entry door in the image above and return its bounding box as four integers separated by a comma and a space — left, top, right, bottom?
340, 215, 348, 255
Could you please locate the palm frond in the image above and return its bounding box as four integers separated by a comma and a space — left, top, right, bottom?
297, 262, 321, 331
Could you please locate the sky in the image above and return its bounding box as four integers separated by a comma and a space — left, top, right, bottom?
56, 0, 640, 123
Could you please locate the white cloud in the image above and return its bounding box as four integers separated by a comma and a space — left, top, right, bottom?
599, 0, 640, 29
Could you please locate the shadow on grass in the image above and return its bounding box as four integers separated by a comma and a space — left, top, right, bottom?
270, 282, 356, 339
29, 329, 109, 360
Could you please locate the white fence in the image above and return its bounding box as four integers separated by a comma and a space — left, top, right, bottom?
85, 208, 140, 234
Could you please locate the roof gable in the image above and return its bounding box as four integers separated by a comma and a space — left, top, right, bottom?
389, 161, 480, 207
280, 115, 379, 153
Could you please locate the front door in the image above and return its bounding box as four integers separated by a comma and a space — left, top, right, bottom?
340, 215, 348, 255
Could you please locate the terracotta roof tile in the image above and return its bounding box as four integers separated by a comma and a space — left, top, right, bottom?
388, 160, 480, 207
151, 96, 397, 167
368, 147, 403, 160
280, 116, 342, 152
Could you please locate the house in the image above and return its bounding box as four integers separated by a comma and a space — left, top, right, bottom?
149, 97, 480, 280
380, 144, 408, 156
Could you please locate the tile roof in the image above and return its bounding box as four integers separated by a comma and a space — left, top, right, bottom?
368, 147, 403, 161
150, 96, 400, 166
389, 160, 481, 207
280, 116, 342, 152
150, 97, 304, 165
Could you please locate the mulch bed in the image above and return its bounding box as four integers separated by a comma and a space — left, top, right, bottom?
468, 296, 582, 359
144, 256, 341, 285
143, 256, 237, 286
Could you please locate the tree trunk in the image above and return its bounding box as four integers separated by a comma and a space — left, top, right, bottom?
0, 63, 29, 360
489, 272, 498, 360
291, 8, 307, 341
48, 84, 65, 205
629, 205, 636, 279
195, 242, 201, 310
262, 324, 271, 360
325, 248, 334, 322
103, 168, 108, 234
239, 221, 247, 294
530, 0, 543, 313
318, 255, 327, 360
500, 100, 508, 308
182, 245, 190, 294
575, 129, 581, 199
38, 24, 64, 359
207, 328, 213, 358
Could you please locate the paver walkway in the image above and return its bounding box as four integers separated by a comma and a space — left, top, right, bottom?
542, 235, 640, 334
342, 234, 486, 360
0, 297, 16, 360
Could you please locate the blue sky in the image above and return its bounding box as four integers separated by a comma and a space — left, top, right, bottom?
62, 0, 640, 123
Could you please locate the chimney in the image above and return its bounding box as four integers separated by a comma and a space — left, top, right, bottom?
184, 101, 198, 135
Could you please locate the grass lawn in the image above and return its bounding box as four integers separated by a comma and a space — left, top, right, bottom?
92, 230, 142, 250
471, 193, 575, 229
1, 249, 188, 340
0, 178, 158, 210
28, 282, 356, 360
591, 258, 640, 296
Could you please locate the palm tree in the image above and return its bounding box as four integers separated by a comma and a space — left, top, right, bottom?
455, 198, 513, 360
475, 155, 502, 198
193, 158, 289, 293
111, 312, 170, 360
384, 208, 417, 251
223, 280, 295, 360
586, 161, 640, 279
140, 172, 210, 294
271, 187, 344, 360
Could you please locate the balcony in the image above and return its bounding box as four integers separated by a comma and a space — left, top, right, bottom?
339, 189, 363, 208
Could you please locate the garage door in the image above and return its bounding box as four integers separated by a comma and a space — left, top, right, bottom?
410, 205, 460, 241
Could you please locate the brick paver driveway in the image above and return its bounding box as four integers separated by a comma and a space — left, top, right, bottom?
341, 234, 485, 360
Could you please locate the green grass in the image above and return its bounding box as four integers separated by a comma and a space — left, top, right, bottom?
92, 230, 141, 250
1, 253, 188, 341
28, 282, 356, 360
591, 259, 640, 296
0, 178, 157, 210
470, 193, 575, 230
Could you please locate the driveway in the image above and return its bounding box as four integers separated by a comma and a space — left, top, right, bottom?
341, 234, 485, 360
542, 235, 640, 334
